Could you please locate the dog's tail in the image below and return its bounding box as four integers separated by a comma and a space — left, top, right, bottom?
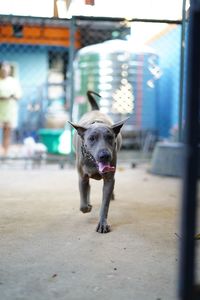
87, 91, 100, 111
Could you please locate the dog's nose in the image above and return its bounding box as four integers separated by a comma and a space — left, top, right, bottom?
98, 149, 111, 162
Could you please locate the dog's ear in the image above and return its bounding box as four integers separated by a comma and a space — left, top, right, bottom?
111, 118, 129, 136
68, 121, 87, 138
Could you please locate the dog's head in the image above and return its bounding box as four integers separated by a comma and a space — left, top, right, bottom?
69, 119, 127, 174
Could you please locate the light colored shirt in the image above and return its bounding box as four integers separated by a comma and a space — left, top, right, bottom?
0, 76, 22, 128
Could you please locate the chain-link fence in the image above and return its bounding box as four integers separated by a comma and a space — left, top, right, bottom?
0, 14, 184, 159
71, 17, 183, 152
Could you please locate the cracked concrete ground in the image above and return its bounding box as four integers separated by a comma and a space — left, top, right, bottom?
0, 161, 181, 300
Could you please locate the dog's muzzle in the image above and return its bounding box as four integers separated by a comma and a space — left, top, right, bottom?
97, 149, 115, 174
81, 143, 115, 174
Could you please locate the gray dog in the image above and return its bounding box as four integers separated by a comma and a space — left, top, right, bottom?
69, 91, 127, 233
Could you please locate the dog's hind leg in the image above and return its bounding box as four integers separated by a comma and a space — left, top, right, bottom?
79, 175, 92, 213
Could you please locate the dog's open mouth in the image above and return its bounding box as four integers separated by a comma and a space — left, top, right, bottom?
97, 162, 115, 174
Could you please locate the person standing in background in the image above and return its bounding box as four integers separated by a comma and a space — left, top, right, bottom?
0, 61, 22, 156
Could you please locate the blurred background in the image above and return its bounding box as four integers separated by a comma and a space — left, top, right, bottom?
1, 3, 199, 300
0, 0, 189, 166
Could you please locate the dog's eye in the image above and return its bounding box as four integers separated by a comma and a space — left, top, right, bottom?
106, 134, 114, 141
89, 135, 96, 142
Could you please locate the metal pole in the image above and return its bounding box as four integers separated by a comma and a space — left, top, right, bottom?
69, 16, 76, 162
179, 0, 200, 299
178, 0, 187, 142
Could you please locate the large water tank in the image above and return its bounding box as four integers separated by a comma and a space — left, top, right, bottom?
73, 39, 160, 147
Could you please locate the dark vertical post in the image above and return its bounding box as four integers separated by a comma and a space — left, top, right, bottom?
69, 16, 75, 161
179, 0, 200, 299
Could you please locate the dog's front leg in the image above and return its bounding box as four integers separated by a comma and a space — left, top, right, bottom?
96, 176, 115, 233
79, 175, 92, 213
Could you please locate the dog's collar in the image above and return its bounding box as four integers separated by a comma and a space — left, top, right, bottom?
81, 142, 98, 168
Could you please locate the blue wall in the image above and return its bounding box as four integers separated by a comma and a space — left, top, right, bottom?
0, 44, 48, 131
149, 26, 181, 138
0, 44, 48, 93
0, 44, 47, 141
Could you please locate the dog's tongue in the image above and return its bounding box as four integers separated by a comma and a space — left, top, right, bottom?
98, 162, 115, 174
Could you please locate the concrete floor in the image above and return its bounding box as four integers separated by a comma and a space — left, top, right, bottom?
0, 161, 182, 300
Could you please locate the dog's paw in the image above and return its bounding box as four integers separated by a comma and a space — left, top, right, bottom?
80, 204, 92, 213
96, 222, 111, 233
